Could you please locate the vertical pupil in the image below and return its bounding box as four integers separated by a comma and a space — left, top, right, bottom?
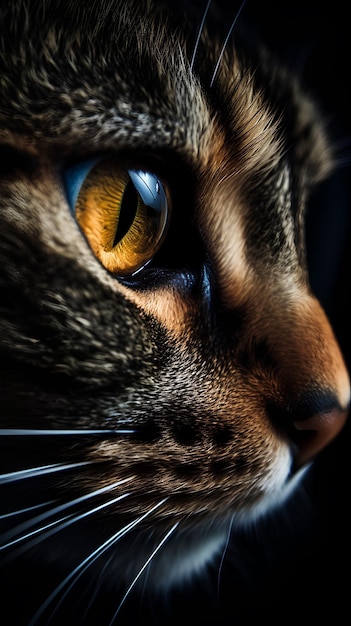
113, 179, 139, 246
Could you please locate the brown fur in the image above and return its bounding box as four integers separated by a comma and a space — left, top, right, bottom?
0, 1, 349, 624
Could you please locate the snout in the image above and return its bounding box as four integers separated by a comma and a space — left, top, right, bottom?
266, 294, 350, 467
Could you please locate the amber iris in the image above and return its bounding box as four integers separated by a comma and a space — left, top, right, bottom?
74, 158, 170, 276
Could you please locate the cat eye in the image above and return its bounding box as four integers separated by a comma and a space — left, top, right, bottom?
63, 156, 170, 276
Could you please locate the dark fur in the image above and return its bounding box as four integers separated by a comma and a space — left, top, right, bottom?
0, 1, 349, 624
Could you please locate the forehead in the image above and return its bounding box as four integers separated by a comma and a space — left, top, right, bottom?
0, 5, 270, 138
0, 1, 331, 162
0, 1, 332, 272
0, 2, 287, 193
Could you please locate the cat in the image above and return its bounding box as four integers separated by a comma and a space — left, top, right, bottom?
0, 0, 349, 624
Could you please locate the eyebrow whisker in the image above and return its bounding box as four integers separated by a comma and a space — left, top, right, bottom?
190, 0, 211, 71
210, 0, 247, 88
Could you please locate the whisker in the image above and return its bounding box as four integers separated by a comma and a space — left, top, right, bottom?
0, 501, 55, 520
0, 477, 133, 549
1, 513, 76, 553
333, 134, 351, 151
217, 514, 234, 601
0, 428, 136, 436
1, 491, 132, 568
335, 155, 351, 168
0, 461, 92, 485
109, 522, 179, 623
190, 0, 211, 71
29, 498, 168, 626
210, 0, 247, 88
4, 493, 131, 559
80, 551, 116, 621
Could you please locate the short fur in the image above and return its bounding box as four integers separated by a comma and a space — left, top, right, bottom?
0, 1, 349, 625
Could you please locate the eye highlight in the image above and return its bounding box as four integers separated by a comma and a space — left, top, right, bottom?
64, 156, 171, 276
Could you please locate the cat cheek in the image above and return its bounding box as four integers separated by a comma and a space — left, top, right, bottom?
115, 286, 193, 336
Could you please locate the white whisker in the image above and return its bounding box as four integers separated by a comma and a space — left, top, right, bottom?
210, 0, 247, 88
335, 155, 351, 168
4, 493, 131, 559
29, 498, 168, 626
0, 461, 92, 485
80, 551, 116, 621
0, 501, 55, 520
109, 522, 179, 623
0, 492, 131, 554
190, 0, 211, 71
1, 477, 133, 548
217, 514, 234, 600
41, 493, 130, 540
1, 513, 75, 552
0, 428, 136, 435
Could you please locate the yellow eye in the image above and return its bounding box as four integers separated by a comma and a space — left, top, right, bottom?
66, 157, 170, 276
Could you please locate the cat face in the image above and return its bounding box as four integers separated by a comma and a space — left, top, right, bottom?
0, 0, 349, 620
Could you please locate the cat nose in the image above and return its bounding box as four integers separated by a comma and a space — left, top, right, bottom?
260, 295, 350, 468
290, 391, 348, 467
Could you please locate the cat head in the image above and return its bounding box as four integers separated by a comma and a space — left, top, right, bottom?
0, 0, 349, 590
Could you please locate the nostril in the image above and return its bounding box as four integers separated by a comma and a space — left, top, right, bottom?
291, 389, 348, 466
292, 406, 348, 467
268, 389, 349, 468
